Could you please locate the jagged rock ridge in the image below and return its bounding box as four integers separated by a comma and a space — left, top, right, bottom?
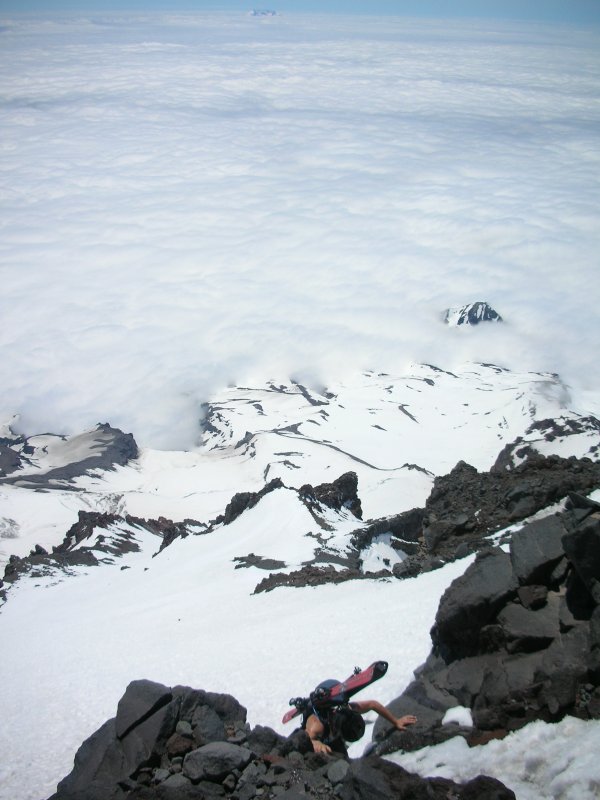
373, 493, 600, 756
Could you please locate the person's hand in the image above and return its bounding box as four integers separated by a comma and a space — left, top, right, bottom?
311, 739, 332, 755
394, 715, 417, 731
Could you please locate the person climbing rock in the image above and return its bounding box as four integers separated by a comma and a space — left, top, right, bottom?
302, 678, 417, 756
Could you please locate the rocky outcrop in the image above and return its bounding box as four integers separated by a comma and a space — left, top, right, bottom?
300, 472, 363, 520
253, 564, 390, 594
0, 442, 24, 476
2, 511, 206, 590
373, 493, 600, 756
48, 679, 515, 800
424, 455, 600, 553
215, 479, 285, 526
0, 423, 138, 489
351, 454, 600, 581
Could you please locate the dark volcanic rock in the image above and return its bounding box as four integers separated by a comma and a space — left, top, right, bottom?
233, 553, 287, 571
431, 548, 519, 661
425, 455, 600, 552
253, 564, 390, 594
510, 515, 568, 586
495, 419, 600, 472
300, 471, 362, 520
2, 510, 204, 592
339, 756, 516, 800
375, 496, 600, 757
48, 681, 515, 800
334, 455, 600, 593
496, 599, 560, 653
115, 679, 173, 739
351, 508, 424, 552
182, 742, 252, 782
562, 515, 600, 604
217, 479, 284, 526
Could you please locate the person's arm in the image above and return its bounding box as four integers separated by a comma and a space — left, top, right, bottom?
353, 700, 417, 731
305, 713, 332, 754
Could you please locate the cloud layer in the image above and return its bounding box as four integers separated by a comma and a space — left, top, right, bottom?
1, 13, 599, 447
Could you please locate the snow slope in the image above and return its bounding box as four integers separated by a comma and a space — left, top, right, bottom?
0, 492, 470, 800
1, 362, 599, 800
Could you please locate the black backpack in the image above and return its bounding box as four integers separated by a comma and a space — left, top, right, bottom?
300, 679, 365, 744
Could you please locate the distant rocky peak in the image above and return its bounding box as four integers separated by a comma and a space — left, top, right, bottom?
444, 301, 503, 326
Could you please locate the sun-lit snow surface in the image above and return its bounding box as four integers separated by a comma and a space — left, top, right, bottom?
388, 716, 600, 800
2, 362, 598, 568
1, 12, 599, 447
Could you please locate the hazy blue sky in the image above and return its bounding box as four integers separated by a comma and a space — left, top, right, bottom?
1, 1, 599, 24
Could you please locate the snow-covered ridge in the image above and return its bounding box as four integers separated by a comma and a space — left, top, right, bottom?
444, 301, 503, 326
1, 362, 597, 571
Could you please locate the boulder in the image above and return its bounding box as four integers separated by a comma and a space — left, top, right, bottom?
182, 742, 252, 783
50, 719, 127, 800
517, 585, 548, 610
431, 548, 518, 660
562, 516, 600, 603
510, 516, 568, 586
460, 775, 517, 800
496, 598, 560, 653
191, 705, 226, 745
115, 679, 173, 740
245, 724, 286, 756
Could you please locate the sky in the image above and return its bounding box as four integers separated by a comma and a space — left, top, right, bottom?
0, 10, 599, 448
1, 0, 600, 24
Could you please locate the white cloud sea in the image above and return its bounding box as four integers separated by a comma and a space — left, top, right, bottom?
1, 12, 599, 447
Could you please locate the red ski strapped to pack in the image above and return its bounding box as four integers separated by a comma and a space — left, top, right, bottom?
282, 660, 388, 723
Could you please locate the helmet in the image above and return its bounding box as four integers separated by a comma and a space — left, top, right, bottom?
312, 679, 340, 707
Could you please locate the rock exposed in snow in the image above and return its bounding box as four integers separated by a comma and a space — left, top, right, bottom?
300, 471, 363, 520
0, 423, 138, 489
444, 301, 503, 326
6, 450, 599, 604
47, 678, 516, 800
349, 452, 600, 582
373, 493, 600, 756
0, 510, 205, 599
